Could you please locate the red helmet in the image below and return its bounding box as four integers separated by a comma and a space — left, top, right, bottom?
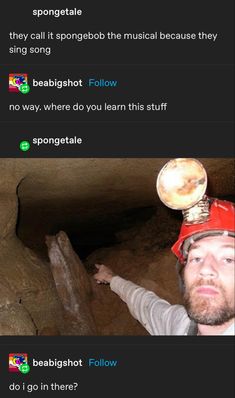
171, 198, 235, 263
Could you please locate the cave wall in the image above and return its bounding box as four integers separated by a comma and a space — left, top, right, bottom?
0, 162, 63, 334
88, 208, 183, 335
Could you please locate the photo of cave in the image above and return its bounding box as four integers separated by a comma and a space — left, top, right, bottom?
0, 158, 234, 335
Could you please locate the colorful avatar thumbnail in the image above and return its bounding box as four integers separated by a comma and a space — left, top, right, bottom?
9, 74, 28, 92
9, 353, 28, 372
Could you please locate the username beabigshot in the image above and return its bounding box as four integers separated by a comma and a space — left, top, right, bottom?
32, 358, 83, 368
32, 79, 83, 89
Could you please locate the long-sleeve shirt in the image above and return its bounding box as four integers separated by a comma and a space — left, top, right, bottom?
110, 276, 235, 335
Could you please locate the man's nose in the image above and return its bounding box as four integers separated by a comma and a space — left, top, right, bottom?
199, 254, 218, 278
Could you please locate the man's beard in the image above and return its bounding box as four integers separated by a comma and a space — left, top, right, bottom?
183, 279, 235, 326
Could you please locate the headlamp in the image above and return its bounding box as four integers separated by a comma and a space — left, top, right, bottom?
156, 158, 210, 224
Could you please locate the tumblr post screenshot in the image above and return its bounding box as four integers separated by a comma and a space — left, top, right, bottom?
0, 1, 234, 397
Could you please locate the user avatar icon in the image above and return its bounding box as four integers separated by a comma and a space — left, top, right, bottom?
9, 74, 28, 93
9, 353, 28, 372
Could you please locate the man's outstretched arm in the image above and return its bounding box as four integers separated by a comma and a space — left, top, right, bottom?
93, 264, 189, 335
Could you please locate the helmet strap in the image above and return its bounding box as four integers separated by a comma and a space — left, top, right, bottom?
187, 320, 198, 335
175, 260, 185, 293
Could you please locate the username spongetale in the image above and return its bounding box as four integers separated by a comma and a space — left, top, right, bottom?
31, 137, 83, 146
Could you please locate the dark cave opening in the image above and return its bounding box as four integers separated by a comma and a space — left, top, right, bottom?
62, 206, 157, 260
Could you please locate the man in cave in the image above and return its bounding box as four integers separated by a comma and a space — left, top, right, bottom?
93, 198, 235, 335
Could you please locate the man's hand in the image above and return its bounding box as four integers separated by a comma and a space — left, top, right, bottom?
93, 264, 116, 284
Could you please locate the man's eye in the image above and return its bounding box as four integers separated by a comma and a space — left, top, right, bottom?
224, 258, 234, 264
189, 257, 202, 264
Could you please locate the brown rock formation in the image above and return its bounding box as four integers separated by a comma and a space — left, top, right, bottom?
46, 231, 97, 335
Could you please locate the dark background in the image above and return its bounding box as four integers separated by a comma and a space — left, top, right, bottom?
0, 1, 234, 396
0, 0, 234, 156
1, 337, 234, 397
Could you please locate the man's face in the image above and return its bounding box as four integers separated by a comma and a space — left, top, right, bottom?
183, 235, 235, 326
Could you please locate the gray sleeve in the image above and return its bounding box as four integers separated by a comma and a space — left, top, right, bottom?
110, 276, 190, 335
